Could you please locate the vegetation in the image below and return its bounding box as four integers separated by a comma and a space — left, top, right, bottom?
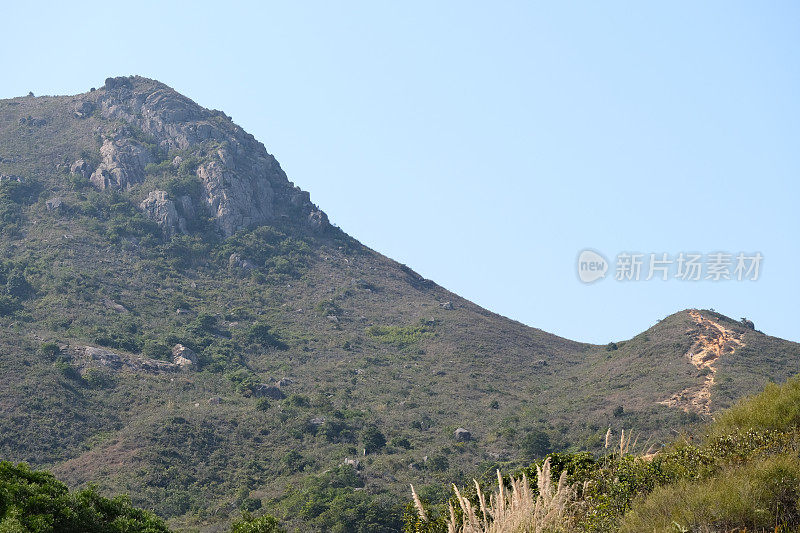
2, 79, 799, 532
406, 375, 800, 532
0, 461, 170, 532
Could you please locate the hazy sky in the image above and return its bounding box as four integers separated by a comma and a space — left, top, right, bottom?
2, 1, 798, 344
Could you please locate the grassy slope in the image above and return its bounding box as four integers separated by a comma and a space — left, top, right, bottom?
1, 87, 799, 531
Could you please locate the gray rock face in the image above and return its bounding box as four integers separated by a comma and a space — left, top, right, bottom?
140, 190, 187, 236
90, 134, 153, 190
74, 100, 95, 118
228, 252, 256, 271
84, 76, 327, 237
82, 346, 178, 373
70, 159, 90, 178
197, 155, 275, 237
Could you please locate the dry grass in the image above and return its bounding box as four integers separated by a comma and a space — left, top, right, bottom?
411, 458, 573, 533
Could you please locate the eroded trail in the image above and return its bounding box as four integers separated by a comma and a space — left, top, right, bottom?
659, 311, 744, 415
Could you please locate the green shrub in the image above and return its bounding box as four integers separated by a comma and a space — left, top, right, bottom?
54, 360, 83, 382
366, 321, 434, 349
83, 367, 115, 389
390, 436, 412, 449
39, 342, 61, 359
520, 429, 552, 461
0, 294, 20, 316
282, 450, 306, 473
285, 394, 310, 408
230, 512, 285, 533
621, 454, 800, 532
0, 461, 170, 532
363, 426, 387, 453
710, 375, 800, 436
255, 398, 271, 411
142, 339, 170, 360
245, 322, 285, 349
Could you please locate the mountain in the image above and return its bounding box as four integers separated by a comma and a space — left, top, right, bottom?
0, 76, 798, 531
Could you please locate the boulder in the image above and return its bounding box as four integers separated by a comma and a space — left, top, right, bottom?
85, 346, 125, 369
454, 428, 472, 442
45, 197, 63, 212
70, 159, 90, 178
207, 396, 222, 405
104, 76, 133, 90
228, 253, 257, 271
342, 458, 361, 469
172, 344, 198, 367
253, 384, 285, 399
74, 101, 95, 118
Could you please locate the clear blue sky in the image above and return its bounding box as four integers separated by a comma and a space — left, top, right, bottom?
2, 1, 798, 344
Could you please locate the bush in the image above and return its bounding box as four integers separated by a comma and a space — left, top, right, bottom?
366, 321, 434, 349
39, 342, 61, 359
285, 394, 310, 408
621, 454, 800, 532
6, 271, 33, 299
390, 436, 412, 449
245, 322, 285, 349
142, 339, 170, 360
0, 294, 20, 316
282, 450, 306, 473
255, 398, 271, 411
710, 375, 800, 435
363, 426, 387, 454
520, 429, 552, 461
54, 360, 83, 382
231, 512, 285, 533
0, 461, 170, 532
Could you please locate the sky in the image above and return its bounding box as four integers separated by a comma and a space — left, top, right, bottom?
2, 1, 798, 344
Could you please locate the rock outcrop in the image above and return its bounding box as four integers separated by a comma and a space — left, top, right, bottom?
253, 383, 285, 399
454, 428, 472, 442
90, 133, 153, 190
80, 346, 178, 373
70, 159, 91, 179
140, 190, 187, 236
82, 76, 328, 237
172, 344, 198, 367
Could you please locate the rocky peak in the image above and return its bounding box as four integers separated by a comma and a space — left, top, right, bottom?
72, 76, 328, 237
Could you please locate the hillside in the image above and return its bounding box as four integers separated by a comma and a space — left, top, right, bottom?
0, 76, 798, 531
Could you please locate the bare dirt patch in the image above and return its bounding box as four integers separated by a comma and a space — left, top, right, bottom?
659, 310, 744, 415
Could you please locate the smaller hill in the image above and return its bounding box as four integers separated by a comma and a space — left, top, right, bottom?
407, 373, 800, 533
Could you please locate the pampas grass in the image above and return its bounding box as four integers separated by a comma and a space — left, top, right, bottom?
411, 458, 573, 533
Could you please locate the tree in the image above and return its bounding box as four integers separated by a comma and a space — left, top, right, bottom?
0, 461, 170, 532
520, 430, 552, 461
362, 426, 386, 453
230, 512, 285, 533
